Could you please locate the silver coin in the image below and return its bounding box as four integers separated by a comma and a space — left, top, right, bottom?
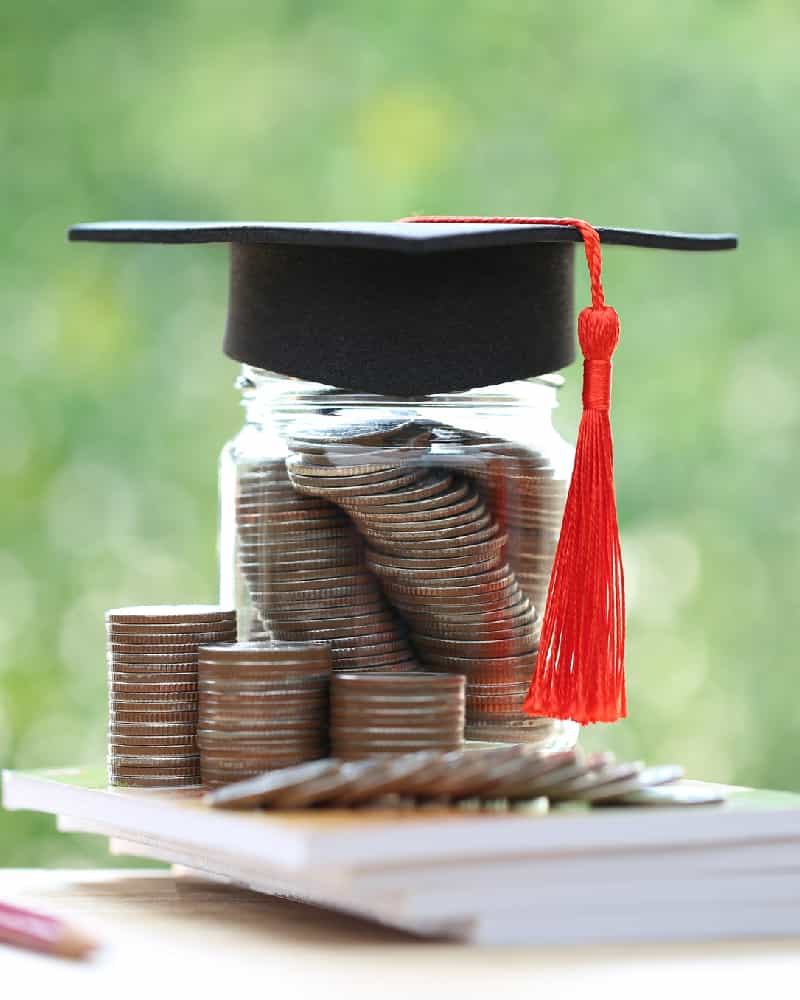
348, 485, 477, 522
415, 618, 537, 642
332, 651, 418, 669
240, 563, 368, 584
106, 606, 235, 625
478, 750, 578, 798
109, 753, 201, 766
254, 584, 382, 607
109, 774, 201, 788
286, 462, 417, 483
390, 589, 523, 615
197, 640, 332, 659
363, 510, 492, 542
205, 758, 341, 808
109, 723, 199, 740
332, 662, 418, 674
402, 595, 533, 627
332, 752, 443, 806
289, 469, 422, 498
107, 629, 235, 646
581, 764, 685, 803
385, 584, 521, 608
273, 625, 406, 644
247, 570, 378, 594
264, 595, 389, 615
366, 535, 508, 570
602, 783, 725, 807
238, 552, 362, 569
236, 534, 358, 554
412, 746, 526, 798
377, 562, 510, 586
268, 760, 387, 807
264, 609, 396, 627
288, 416, 423, 446
106, 654, 202, 667
539, 756, 633, 799
107, 621, 235, 636
412, 634, 538, 658
506, 751, 613, 798
108, 734, 196, 747
337, 474, 456, 509
108, 670, 198, 683
365, 521, 503, 556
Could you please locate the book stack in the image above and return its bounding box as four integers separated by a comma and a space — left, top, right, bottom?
5, 766, 800, 945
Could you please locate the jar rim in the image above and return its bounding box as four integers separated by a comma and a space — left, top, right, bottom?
237, 366, 564, 409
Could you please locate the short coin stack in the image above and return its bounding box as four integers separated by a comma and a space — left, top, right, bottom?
236, 454, 417, 673
106, 605, 236, 787
197, 640, 332, 788
330, 671, 465, 760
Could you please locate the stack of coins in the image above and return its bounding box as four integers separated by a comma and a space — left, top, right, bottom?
106, 605, 236, 787
197, 640, 332, 788
330, 671, 465, 760
236, 455, 418, 673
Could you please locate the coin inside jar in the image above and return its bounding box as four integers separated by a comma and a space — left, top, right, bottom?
234, 418, 570, 746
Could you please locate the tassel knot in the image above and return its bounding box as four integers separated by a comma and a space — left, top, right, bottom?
578, 304, 620, 360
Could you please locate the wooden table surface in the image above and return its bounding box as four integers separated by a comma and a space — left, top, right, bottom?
2, 868, 800, 996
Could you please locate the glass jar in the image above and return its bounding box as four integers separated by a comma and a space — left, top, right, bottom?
220, 366, 579, 751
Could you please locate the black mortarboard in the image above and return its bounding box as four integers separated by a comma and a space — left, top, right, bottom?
68, 220, 736, 396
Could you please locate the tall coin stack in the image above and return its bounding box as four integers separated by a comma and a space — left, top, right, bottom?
331, 672, 465, 760
236, 452, 418, 673
197, 640, 332, 788
106, 605, 236, 787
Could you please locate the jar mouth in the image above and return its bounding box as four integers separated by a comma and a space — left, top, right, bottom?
237, 366, 563, 412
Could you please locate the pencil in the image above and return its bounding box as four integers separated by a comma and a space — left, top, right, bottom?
0, 900, 97, 960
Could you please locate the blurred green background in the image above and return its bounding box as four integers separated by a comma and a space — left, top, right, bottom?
1, 0, 797, 865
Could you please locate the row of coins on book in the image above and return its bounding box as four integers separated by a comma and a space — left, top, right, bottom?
205, 745, 703, 811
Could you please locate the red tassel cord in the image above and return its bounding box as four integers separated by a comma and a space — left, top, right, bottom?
400, 216, 626, 724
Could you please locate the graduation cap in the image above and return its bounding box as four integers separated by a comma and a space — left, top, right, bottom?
70, 216, 737, 725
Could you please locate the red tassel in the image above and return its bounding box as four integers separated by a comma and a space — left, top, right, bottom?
400, 215, 626, 724
526, 302, 625, 723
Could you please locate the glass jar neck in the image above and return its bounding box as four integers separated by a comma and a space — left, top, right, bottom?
237, 367, 563, 433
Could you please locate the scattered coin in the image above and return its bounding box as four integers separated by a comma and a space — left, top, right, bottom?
598, 783, 724, 807
204, 758, 341, 809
